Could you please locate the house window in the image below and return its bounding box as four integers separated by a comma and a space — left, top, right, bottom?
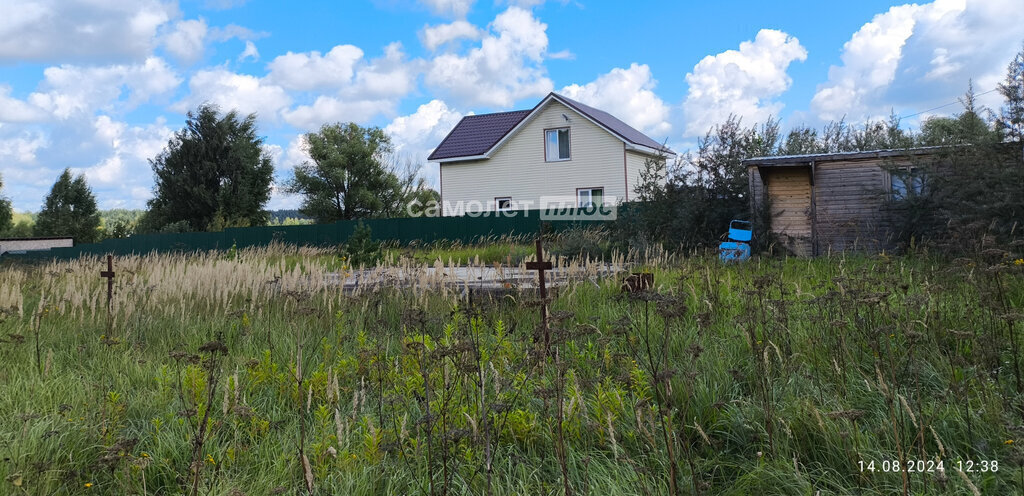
577, 187, 604, 208
891, 167, 926, 200
495, 197, 512, 211
545, 128, 570, 161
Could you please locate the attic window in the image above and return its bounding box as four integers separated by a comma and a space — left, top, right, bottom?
495, 197, 512, 211
545, 128, 570, 161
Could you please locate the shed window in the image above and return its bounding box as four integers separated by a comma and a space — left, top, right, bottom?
545, 128, 570, 161
495, 197, 512, 211
577, 187, 603, 208
891, 167, 926, 200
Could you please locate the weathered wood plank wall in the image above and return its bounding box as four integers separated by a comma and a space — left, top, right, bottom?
764, 168, 813, 256
747, 157, 915, 255
813, 159, 891, 253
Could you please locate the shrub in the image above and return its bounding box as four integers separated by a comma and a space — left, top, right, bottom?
341, 222, 381, 268
547, 227, 612, 261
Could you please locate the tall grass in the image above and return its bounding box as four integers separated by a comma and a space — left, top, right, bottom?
0, 246, 1021, 494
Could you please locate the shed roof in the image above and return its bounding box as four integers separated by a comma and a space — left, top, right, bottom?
743, 146, 945, 167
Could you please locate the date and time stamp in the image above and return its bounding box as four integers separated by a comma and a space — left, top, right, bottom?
858, 459, 999, 474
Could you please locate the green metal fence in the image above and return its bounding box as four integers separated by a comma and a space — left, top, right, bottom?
4, 207, 619, 261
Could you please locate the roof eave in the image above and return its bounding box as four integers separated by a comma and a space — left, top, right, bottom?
432, 92, 675, 161
626, 142, 676, 157
743, 146, 947, 167
435, 154, 490, 164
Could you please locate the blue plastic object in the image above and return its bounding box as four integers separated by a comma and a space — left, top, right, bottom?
719, 220, 753, 262
718, 241, 750, 261
728, 220, 752, 242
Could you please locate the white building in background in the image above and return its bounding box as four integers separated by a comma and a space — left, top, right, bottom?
0, 237, 74, 256
429, 93, 674, 216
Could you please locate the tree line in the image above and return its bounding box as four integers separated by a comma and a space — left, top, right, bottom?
2, 44, 1022, 248
0, 107, 439, 242
616, 45, 1024, 254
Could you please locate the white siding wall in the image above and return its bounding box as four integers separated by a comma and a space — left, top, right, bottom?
441, 101, 636, 215
624, 150, 667, 201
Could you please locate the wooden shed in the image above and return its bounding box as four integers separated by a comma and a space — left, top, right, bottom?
744, 148, 940, 256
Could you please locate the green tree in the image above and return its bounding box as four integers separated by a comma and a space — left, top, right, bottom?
34, 169, 101, 243
396, 162, 442, 217
286, 123, 407, 223
403, 184, 441, 217
778, 125, 822, 156
918, 83, 999, 146
912, 79, 1023, 251
97, 209, 145, 239
997, 43, 1024, 144
815, 113, 912, 153
615, 115, 780, 250
616, 111, 920, 252
145, 105, 274, 232
0, 173, 12, 234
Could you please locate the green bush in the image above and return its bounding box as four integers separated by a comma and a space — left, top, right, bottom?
548, 227, 612, 261
341, 221, 382, 268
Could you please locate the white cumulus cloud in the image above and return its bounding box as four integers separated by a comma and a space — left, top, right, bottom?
282, 97, 398, 131
811, 0, 1024, 123
239, 41, 259, 62
419, 0, 475, 18
421, 20, 483, 51
266, 45, 365, 91
278, 43, 420, 130
683, 29, 807, 136
424, 7, 553, 108
0, 113, 174, 210
174, 68, 291, 120
77, 116, 174, 206
0, 0, 175, 63
0, 87, 49, 124
28, 57, 182, 119
385, 99, 464, 186
560, 63, 672, 137
347, 43, 419, 100
162, 19, 208, 64
0, 133, 47, 166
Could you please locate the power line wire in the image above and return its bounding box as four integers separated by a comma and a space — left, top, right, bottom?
898, 88, 1000, 120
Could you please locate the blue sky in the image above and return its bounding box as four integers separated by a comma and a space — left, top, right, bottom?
1, 0, 1022, 211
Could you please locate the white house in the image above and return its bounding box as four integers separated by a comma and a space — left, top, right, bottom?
428, 93, 675, 216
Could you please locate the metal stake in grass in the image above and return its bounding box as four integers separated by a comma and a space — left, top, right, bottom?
525, 238, 552, 351
99, 255, 115, 331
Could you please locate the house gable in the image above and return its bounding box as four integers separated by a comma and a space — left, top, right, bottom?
439, 100, 633, 214
429, 93, 675, 163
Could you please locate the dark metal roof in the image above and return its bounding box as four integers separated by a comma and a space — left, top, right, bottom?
427, 110, 531, 160
553, 93, 674, 154
742, 147, 945, 167
428, 92, 675, 161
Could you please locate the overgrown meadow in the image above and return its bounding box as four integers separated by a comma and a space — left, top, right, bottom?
1, 244, 1022, 495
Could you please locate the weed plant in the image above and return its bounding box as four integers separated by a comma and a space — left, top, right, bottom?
0, 246, 1021, 495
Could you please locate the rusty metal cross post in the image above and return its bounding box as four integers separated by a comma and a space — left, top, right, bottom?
99, 255, 115, 315
525, 238, 553, 351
